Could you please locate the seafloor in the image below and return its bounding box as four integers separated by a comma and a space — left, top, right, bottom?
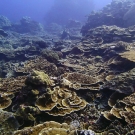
0, 0, 135, 135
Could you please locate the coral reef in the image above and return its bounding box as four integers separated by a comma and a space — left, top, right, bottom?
0, 109, 19, 134
25, 70, 52, 86
16, 56, 61, 76
81, 0, 135, 35
44, 23, 63, 36
14, 121, 76, 135
0, 76, 26, 94
83, 25, 135, 43
119, 50, 135, 62
101, 68, 135, 94
61, 72, 101, 90
12, 17, 44, 34
35, 86, 87, 116
0, 0, 135, 134
41, 49, 61, 63
0, 29, 8, 37
0, 95, 12, 109
102, 92, 135, 124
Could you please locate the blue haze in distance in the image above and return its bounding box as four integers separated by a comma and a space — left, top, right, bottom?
0, 0, 54, 22
0, 0, 112, 24
94, 0, 112, 10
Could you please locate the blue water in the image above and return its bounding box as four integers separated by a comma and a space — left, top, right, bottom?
0, 0, 112, 24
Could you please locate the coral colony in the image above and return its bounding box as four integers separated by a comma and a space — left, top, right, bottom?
0, 0, 135, 134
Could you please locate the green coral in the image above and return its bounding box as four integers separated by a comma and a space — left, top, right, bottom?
41, 49, 60, 63
26, 70, 51, 86
0, 109, 19, 134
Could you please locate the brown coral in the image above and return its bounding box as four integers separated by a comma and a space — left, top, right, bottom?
25, 70, 52, 86
41, 49, 61, 63
61, 61, 84, 71
61, 72, 100, 90
92, 120, 135, 135
0, 76, 26, 94
102, 68, 135, 94
15, 105, 40, 122
0, 95, 12, 109
16, 56, 58, 76
35, 89, 57, 111
63, 72, 98, 84
103, 93, 135, 123
35, 86, 87, 116
108, 92, 126, 107
119, 111, 135, 123
120, 92, 135, 105
102, 111, 116, 121
119, 50, 135, 62
0, 109, 19, 135
14, 121, 76, 135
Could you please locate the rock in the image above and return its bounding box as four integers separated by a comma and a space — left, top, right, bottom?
81, 0, 135, 35
12, 17, 44, 34
0, 16, 11, 29
0, 29, 8, 37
